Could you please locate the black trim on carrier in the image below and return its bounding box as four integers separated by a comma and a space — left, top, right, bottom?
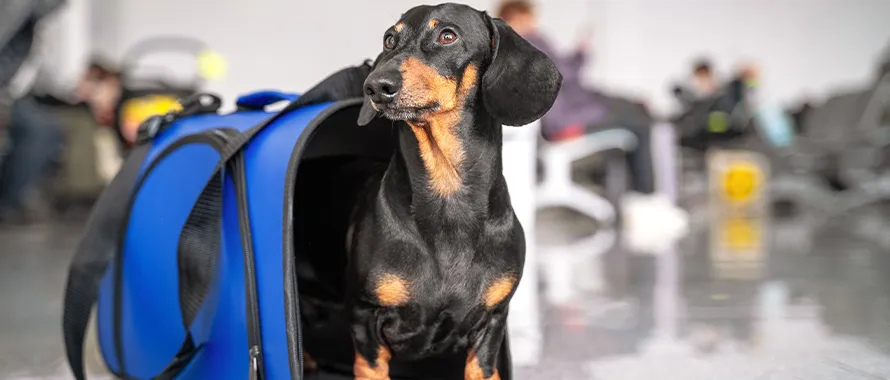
281, 98, 365, 380
111, 127, 236, 379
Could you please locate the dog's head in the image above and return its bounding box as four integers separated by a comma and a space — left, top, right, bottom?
357, 3, 562, 127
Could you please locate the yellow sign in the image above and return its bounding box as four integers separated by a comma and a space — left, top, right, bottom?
720, 161, 761, 204
711, 216, 766, 279
720, 217, 761, 251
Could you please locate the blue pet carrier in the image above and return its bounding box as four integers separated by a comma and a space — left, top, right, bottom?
62, 63, 513, 380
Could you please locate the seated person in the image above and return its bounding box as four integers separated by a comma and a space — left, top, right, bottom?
673, 59, 719, 108
75, 59, 146, 149
75, 61, 122, 130
672, 61, 761, 150
691, 59, 720, 98
498, 0, 656, 195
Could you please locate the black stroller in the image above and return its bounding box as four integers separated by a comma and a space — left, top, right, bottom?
112, 36, 219, 147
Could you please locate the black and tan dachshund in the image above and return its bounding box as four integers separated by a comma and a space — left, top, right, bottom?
346, 3, 561, 379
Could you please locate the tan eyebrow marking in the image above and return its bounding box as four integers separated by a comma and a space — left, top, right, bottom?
394, 23, 405, 32
428, 19, 439, 29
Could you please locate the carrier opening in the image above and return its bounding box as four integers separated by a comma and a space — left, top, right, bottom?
290, 103, 393, 378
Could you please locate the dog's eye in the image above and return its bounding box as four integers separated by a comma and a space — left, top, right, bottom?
438, 30, 457, 45
384, 35, 396, 50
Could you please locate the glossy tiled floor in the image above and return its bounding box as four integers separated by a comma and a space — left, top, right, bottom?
3, 199, 890, 379
518, 199, 890, 380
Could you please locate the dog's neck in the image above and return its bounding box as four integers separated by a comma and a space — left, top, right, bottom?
382, 100, 509, 235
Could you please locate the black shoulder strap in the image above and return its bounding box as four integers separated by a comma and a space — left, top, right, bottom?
62, 143, 150, 380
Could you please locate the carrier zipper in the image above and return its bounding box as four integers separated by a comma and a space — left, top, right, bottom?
249, 345, 261, 380
231, 147, 266, 380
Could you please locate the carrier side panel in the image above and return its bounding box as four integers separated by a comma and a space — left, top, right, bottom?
243, 102, 334, 380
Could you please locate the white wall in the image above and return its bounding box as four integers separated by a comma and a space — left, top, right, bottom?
77, 0, 890, 114
98, 0, 499, 108
586, 0, 890, 115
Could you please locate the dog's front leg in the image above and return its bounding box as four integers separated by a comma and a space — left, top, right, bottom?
465, 310, 508, 380
352, 309, 391, 380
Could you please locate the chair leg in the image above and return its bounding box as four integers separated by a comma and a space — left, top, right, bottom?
536, 181, 618, 225
567, 184, 617, 225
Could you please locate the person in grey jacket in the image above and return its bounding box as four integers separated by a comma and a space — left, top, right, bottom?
0, 0, 66, 224
497, 0, 656, 194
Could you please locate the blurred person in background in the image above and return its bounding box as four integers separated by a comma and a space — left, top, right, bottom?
74, 61, 113, 105
673, 58, 719, 107
75, 60, 122, 128
0, 0, 66, 224
691, 59, 719, 97
498, 1, 677, 208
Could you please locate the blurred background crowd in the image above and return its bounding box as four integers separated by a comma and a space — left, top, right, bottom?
2, 0, 890, 379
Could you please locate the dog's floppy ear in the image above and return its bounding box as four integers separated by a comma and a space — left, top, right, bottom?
481, 16, 562, 126
357, 53, 386, 126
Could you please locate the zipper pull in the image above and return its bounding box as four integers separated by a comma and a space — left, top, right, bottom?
249, 345, 261, 380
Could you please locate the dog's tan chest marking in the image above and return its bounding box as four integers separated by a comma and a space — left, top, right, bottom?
402, 58, 478, 197
483, 276, 516, 308
465, 351, 501, 380
354, 346, 392, 380
375, 273, 411, 306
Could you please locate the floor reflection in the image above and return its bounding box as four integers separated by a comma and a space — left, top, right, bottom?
524, 202, 890, 379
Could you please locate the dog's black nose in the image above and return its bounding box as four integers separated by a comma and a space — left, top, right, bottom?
365, 76, 401, 104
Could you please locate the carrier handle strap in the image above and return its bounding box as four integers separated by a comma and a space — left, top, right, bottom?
236, 90, 300, 110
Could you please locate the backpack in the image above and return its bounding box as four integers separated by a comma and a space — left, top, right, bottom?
62, 63, 514, 380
